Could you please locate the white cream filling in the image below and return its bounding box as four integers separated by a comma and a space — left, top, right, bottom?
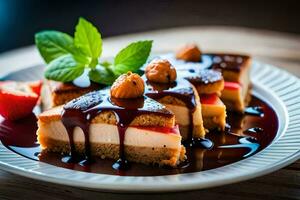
164, 104, 189, 125
39, 121, 181, 149
164, 104, 202, 126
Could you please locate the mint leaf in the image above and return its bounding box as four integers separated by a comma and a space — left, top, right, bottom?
74, 17, 102, 66
71, 47, 92, 66
89, 65, 116, 85
45, 54, 84, 82
35, 31, 74, 63
113, 40, 152, 75
100, 61, 112, 68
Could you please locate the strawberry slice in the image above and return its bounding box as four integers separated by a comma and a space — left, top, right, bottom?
28, 80, 43, 96
200, 94, 218, 105
0, 81, 39, 120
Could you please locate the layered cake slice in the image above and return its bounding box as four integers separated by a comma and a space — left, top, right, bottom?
37, 72, 186, 168
200, 93, 226, 131
143, 59, 206, 141
42, 80, 103, 110
186, 69, 224, 96
208, 54, 252, 112
175, 44, 252, 112
185, 70, 226, 130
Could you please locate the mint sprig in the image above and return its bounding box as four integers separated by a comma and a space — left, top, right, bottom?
35, 31, 74, 63
35, 17, 152, 85
44, 54, 85, 82
113, 40, 152, 75
89, 65, 115, 85
74, 17, 102, 67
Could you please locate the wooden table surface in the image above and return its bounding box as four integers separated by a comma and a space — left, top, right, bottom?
0, 26, 300, 200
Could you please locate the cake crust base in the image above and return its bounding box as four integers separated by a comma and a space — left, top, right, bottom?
39, 136, 186, 167
202, 116, 226, 130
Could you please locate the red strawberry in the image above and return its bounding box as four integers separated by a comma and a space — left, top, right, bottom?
28, 80, 43, 96
0, 81, 39, 120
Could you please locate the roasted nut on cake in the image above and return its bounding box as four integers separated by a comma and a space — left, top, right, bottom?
176, 44, 201, 62
145, 59, 177, 83
110, 72, 145, 98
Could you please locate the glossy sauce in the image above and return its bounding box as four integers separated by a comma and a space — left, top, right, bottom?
0, 96, 278, 176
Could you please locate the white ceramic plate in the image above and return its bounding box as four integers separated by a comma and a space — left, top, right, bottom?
0, 61, 300, 192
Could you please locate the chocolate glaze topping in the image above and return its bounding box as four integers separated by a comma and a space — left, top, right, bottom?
158, 53, 249, 73
61, 90, 173, 169
185, 69, 223, 86
144, 79, 196, 110
206, 54, 250, 72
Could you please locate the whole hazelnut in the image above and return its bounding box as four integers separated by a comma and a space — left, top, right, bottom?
145, 59, 177, 83
110, 72, 145, 99
176, 44, 201, 62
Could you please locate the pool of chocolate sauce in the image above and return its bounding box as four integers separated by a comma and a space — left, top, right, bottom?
0, 95, 278, 176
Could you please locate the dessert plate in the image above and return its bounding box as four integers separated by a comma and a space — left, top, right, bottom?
0, 61, 300, 192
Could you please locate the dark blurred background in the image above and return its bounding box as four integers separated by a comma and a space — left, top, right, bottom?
1, 0, 300, 53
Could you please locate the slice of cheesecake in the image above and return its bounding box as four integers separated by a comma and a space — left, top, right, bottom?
143, 59, 206, 141
186, 69, 224, 96
145, 78, 206, 140
37, 91, 186, 167
184, 70, 227, 131
200, 94, 226, 130
221, 81, 251, 112
173, 44, 252, 112
207, 53, 252, 112
159, 50, 228, 131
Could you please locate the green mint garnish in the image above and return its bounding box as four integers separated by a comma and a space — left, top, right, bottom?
35, 31, 74, 63
35, 17, 152, 85
44, 54, 85, 82
89, 65, 115, 85
99, 61, 112, 68
74, 17, 102, 68
112, 40, 152, 75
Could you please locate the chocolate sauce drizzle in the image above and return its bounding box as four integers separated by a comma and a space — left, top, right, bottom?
61, 90, 173, 169
219, 136, 260, 158
205, 54, 250, 72
158, 53, 249, 73
0, 92, 277, 176
144, 78, 201, 146
185, 69, 223, 86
